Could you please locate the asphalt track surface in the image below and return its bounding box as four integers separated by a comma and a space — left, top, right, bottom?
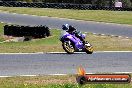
0, 12, 132, 37
0, 52, 132, 76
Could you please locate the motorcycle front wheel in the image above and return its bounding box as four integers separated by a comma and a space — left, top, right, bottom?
62, 41, 75, 54
85, 46, 93, 54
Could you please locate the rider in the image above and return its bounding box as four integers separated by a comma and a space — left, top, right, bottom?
62, 24, 85, 44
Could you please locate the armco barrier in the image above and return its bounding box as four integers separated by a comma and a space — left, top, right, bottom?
0, 1, 131, 11
4, 25, 51, 38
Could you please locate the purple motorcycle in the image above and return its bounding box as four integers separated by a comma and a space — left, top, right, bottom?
60, 31, 93, 54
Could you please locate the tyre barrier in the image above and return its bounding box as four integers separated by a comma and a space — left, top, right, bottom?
4, 25, 51, 38
0, 1, 131, 11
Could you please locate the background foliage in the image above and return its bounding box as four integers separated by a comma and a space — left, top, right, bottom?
0, 0, 131, 7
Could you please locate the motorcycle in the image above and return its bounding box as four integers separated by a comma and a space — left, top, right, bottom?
60, 31, 93, 54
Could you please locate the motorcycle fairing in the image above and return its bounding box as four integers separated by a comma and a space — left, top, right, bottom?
63, 33, 84, 49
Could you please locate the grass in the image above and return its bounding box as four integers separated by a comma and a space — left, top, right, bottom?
0, 28, 63, 53
0, 75, 131, 88
0, 23, 132, 53
86, 34, 132, 51
0, 23, 5, 42
0, 7, 132, 25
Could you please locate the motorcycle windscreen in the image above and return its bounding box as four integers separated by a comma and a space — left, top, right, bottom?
60, 31, 68, 40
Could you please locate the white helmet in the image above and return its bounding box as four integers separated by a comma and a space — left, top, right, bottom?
62, 24, 69, 31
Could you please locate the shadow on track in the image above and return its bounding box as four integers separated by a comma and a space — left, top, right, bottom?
46, 52, 90, 55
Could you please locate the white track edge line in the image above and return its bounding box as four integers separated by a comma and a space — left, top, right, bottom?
0, 72, 132, 77
47, 51, 132, 54
95, 51, 132, 53
0, 52, 44, 55
0, 51, 131, 54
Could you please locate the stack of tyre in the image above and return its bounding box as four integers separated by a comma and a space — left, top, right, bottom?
4, 25, 51, 38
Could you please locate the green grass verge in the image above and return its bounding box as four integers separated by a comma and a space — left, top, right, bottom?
0, 23, 5, 42
0, 7, 132, 25
0, 75, 131, 88
0, 23, 132, 53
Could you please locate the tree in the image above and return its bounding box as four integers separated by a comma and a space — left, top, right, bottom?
122, 0, 132, 7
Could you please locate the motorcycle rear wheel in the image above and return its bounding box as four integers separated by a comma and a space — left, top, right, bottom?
62, 41, 75, 54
